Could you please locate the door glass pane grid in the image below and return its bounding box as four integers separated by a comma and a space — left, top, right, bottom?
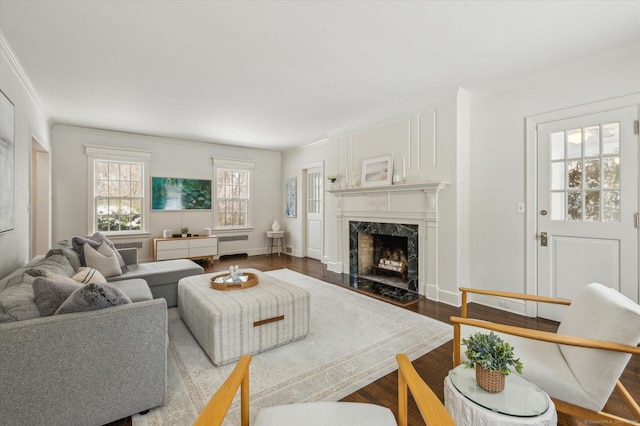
549, 122, 620, 223
307, 172, 322, 214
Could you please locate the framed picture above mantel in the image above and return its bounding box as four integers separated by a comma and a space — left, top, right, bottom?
361, 155, 393, 187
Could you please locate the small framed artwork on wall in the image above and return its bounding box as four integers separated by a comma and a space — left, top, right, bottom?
361, 155, 393, 186
285, 177, 297, 218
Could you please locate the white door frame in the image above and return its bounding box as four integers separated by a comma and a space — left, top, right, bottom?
301, 161, 324, 259
525, 92, 640, 317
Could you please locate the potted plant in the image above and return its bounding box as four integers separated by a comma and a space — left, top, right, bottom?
461, 331, 523, 392
327, 175, 338, 184
181, 227, 189, 238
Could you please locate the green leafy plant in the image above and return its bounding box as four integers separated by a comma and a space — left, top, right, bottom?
462, 331, 523, 375
181, 227, 189, 235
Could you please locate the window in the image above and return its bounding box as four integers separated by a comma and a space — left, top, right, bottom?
213, 158, 254, 230
549, 122, 620, 222
86, 145, 151, 235
95, 160, 144, 232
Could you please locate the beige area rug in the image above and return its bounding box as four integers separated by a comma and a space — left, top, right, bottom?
133, 269, 451, 425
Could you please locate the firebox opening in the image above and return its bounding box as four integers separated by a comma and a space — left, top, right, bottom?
358, 233, 409, 290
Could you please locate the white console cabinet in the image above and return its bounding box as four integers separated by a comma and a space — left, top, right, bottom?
153, 235, 217, 263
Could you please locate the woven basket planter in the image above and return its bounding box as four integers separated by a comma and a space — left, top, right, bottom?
475, 364, 505, 392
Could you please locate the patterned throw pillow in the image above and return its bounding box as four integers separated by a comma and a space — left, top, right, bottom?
84, 242, 122, 278
0, 274, 40, 323
72, 267, 107, 284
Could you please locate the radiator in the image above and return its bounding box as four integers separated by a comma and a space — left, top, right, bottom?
114, 242, 143, 249
218, 234, 250, 255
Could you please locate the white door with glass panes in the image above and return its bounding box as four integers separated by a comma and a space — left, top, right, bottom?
306, 167, 323, 260
537, 107, 638, 321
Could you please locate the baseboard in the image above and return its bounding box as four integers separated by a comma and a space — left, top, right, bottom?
326, 261, 343, 274
426, 284, 461, 307
468, 293, 528, 316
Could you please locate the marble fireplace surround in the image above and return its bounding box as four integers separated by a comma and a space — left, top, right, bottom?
329, 182, 448, 297
350, 221, 419, 291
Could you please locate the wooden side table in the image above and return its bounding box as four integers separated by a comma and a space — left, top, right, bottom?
266, 231, 285, 256
444, 365, 557, 425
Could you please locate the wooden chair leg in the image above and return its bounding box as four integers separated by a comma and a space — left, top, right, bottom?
397, 367, 408, 426
615, 381, 640, 421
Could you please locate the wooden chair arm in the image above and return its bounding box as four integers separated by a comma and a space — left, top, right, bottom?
193, 355, 251, 426
451, 317, 640, 355
459, 287, 572, 306
396, 354, 455, 426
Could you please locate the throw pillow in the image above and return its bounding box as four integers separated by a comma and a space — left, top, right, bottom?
72, 267, 107, 284
46, 241, 82, 272
25, 268, 78, 285
54, 282, 131, 315
32, 276, 82, 316
25, 254, 75, 278
84, 242, 122, 278
72, 232, 126, 268
0, 273, 40, 323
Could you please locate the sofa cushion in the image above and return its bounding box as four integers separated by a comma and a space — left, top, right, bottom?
72, 232, 125, 269
0, 273, 40, 323
54, 282, 131, 315
26, 268, 78, 285
112, 279, 153, 302
46, 240, 82, 272
32, 276, 82, 316
72, 267, 107, 284
26, 254, 75, 278
84, 242, 122, 278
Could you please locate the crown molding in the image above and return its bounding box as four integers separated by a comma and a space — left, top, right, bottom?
0, 31, 47, 115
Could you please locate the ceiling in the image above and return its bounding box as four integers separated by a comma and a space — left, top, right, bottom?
1, 1, 640, 151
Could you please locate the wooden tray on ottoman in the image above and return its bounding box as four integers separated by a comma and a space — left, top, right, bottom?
210, 272, 259, 290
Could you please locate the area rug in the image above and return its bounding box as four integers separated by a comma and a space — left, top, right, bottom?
133, 269, 451, 425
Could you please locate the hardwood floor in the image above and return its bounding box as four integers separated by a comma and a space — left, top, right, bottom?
110, 254, 640, 425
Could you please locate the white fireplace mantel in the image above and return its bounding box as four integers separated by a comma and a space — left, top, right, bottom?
327, 181, 448, 298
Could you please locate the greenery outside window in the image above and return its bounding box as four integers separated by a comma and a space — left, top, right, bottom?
95, 160, 144, 232
86, 145, 151, 235
213, 158, 255, 230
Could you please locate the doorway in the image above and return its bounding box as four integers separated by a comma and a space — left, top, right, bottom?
531, 103, 639, 321
30, 137, 51, 257
303, 163, 323, 260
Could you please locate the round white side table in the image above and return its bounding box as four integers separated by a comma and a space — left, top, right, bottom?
266, 231, 285, 256
444, 365, 557, 426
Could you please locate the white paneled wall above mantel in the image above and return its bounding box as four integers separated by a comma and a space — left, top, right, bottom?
328, 182, 448, 297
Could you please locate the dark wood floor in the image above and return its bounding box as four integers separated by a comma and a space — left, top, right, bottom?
111, 254, 640, 425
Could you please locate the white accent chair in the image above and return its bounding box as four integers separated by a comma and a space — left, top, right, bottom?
193, 353, 455, 426
451, 283, 640, 425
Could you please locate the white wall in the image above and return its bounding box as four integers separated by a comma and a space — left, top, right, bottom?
52, 126, 281, 261
282, 89, 470, 303
470, 47, 640, 312
0, 36, 51, 280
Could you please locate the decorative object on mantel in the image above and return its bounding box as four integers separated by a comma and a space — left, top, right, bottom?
163, 229, 172, 238
181, 227, 189, 238
271, 220, 281, 232
361, 155, 393, 187
462, 331, 523, 392
327, 175, 337, 184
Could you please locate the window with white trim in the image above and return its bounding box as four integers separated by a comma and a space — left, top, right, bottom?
213, 158, 254, 230
86, 145, 151, 235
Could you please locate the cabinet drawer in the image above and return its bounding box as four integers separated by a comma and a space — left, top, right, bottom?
189, 238, 216, 249
157, 239, 189, 251
190, 247, 216, 257
156, 248, 189, 260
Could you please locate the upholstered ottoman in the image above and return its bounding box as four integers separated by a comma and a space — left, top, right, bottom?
178, 269, 309, 366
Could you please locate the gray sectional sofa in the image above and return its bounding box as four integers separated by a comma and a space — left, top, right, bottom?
0, 238, 204, 426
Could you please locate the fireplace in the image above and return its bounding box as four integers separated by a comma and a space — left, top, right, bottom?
349, 221, 419, 291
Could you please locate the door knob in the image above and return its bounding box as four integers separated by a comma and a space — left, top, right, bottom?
540, 210, 548, 216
